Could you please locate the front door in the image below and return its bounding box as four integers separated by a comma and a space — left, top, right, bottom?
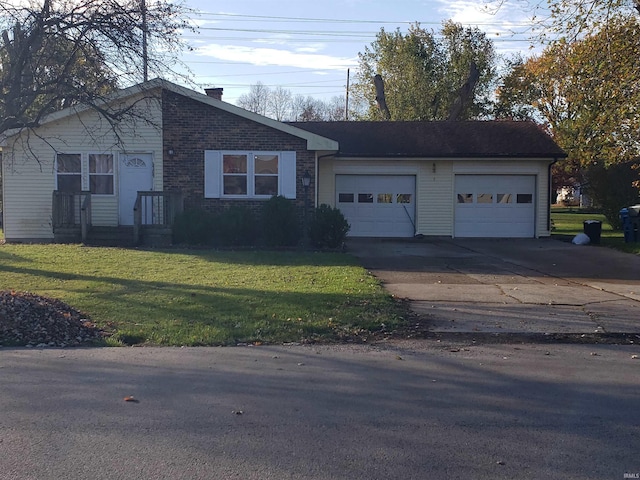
119, 153, 153, 225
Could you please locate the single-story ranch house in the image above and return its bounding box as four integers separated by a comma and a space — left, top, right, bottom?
0, 78, 566, 244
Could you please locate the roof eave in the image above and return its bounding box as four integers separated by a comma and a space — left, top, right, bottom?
332, 153, 568, 159
1, 78, 340, 151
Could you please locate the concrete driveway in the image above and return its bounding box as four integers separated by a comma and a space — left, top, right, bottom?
347, 238, 640, 336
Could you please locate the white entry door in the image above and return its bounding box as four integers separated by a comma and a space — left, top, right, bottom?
336, 175, 416, 237
119, 153, 153, 225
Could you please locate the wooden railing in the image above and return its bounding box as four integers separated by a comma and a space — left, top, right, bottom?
80, 193, 92, 243
133, 191, 183, 245
52, 191, 91, 241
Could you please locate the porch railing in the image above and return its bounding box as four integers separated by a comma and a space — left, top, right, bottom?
52, 191, 91, 242
133, 191, 184, 245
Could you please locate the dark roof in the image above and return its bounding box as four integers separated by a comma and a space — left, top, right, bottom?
287, 120, 566, 158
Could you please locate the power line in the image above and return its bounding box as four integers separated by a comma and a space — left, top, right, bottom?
193, 11, 540, 29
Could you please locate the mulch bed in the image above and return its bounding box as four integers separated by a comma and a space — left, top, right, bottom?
0, 290, 105, 347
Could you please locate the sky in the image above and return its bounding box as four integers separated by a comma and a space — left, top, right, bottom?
173, 0, 548, 105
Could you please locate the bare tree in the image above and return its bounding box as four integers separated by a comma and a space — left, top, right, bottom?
326, 96, 347, 121
0, 0, 193, 135
237, 82, 270, 116
235, 82, 349, 121
267, 86, 293, 121
290, 95, 327, 121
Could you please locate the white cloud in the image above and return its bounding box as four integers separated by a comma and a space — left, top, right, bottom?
435, 0, 546, 56
195, 43, 357, 70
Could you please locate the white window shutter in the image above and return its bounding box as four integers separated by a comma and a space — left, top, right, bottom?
280, 151, 296, 199
204, 150, 222, 198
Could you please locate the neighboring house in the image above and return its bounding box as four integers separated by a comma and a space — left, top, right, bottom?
0, 78, 565, 244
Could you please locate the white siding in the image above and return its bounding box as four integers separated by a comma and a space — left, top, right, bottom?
415, 161, 454, 236
2, 93, 163, 241
2, 159, 55, 240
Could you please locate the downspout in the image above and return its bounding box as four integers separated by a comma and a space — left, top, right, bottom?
548, 157, 559, 235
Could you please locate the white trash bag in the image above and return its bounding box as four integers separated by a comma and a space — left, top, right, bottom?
572, 233, 591, 245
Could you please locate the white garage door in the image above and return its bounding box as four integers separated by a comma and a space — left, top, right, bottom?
455, 175, 536, 238
336, 175, 416, 237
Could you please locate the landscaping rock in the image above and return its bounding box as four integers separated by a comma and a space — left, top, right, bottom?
0, 290, 104, 347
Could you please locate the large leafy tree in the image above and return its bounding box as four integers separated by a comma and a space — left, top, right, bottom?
546, 0, 640, 37
0, 0, 192, 135
496, 15, 640, 226
351, 21, 497, 121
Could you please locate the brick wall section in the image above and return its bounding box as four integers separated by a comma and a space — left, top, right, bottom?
162, 90, 316, 216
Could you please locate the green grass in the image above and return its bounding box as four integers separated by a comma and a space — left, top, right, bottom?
551, 208, 640, 255
0, 245, 408, 346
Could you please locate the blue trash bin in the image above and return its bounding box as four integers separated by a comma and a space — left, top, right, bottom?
620, 208, 631, 242
621, 206, 640, 242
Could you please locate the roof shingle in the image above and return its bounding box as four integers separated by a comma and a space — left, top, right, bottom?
287, 120, 566, 158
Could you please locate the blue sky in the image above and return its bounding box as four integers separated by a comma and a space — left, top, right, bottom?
175, 0, 546, 105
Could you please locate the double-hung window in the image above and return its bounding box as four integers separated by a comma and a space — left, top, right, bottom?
253, 154, 279, 196
89, 154, 114, 195
55, 152, 115, 195
205, 150, 296, 199
56, 154, 82, 192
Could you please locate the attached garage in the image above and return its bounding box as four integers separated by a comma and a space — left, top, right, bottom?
336, 174, 415, 237
289, 120, 567, 239
454, 175, 536, 238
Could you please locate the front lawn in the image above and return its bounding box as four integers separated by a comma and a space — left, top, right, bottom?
551, 208, 640, 254
0, 245, 408, 346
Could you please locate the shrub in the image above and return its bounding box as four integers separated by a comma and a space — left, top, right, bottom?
585, 161, 640, 230
260, 196, 301, 247
213, 206, 257, 247
172, 209, 215, 245
309, 204, 350, 249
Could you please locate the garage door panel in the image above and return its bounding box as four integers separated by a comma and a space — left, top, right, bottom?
336, 175, 415, 238
455, 175, 535, 238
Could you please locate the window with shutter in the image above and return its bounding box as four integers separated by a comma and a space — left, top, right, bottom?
204, 150, 296, 199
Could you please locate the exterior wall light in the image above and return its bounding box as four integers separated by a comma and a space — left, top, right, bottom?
302, 170, 311, 188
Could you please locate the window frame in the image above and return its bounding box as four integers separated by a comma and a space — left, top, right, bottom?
220, 151, 283, 199
88, 153, 115, 196
55, 153, 82, 193
55, 152, 115, 196
204, 150, 296, 200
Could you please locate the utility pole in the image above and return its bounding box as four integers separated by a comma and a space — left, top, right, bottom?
141, 0, 148, 82
345, 69, 350, 121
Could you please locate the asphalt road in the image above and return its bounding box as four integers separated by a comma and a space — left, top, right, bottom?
1, 343, 639, 480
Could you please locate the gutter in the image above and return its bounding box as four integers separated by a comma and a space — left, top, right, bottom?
548, 157, 560, 234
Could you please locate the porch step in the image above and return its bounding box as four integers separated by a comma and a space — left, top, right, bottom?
85, 226, 135, 247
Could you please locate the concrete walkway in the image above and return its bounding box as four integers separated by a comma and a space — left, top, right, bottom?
347, 238, 640, 335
